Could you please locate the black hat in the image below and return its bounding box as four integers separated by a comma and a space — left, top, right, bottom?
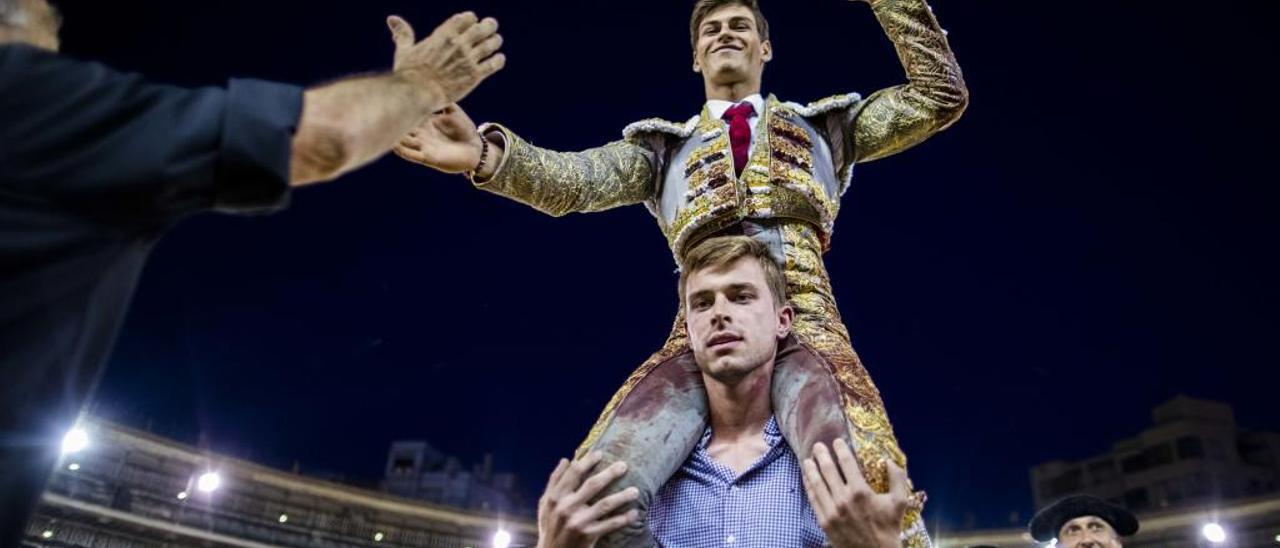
1029, 495, 1139, 541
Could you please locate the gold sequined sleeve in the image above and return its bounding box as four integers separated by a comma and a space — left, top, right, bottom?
469, 123, 657, 217
848, 0, 969, 163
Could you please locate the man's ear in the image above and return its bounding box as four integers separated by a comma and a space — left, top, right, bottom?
761, 40, 773, 63
776, 303, 794, 339
693, 51, 702, 74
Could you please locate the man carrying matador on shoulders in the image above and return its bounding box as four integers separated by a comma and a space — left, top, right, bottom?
397, 0, 967, 545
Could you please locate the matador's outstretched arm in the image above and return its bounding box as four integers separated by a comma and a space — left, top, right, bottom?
848, 0, 968, 163
470, 123, 656, 217
394, 105, 657, 217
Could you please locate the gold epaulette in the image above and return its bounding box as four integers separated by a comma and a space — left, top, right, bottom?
781, 93, 864, 118
622, 115, 700, 141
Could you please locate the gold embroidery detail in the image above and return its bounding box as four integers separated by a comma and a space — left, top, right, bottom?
853, 0, 967, 164
768, 114, 814, 150
666, 113, 743, 258
475, 124, 655, 217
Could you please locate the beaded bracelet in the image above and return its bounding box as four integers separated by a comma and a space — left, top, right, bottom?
468, 132, 490, 180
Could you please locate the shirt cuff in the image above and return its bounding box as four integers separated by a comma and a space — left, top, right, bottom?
214, 78, 304, 213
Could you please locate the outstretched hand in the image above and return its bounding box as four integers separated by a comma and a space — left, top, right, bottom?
387, 12, 506, 106
394, 104, 484, 174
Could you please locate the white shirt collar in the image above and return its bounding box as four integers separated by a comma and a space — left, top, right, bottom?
706, 93, 765, 120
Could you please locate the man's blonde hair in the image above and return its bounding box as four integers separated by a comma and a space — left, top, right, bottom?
679, 235, 788, 308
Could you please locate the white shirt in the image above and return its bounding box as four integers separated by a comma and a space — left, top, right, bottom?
705, 93, 765, 148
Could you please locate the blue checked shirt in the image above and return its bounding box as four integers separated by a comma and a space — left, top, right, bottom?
647, 416, 829, 547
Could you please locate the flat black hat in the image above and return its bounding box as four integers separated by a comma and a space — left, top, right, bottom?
1029, 495, 1139, 541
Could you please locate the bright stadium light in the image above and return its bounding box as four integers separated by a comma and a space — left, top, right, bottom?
373, 532, 385, 542
67, 462, 80, 471
278, 513, 289, 524
61, 427, 89, 455
40, 530, 53, 540
1202, 522, 1227, 544
196, 472, 222, 493
176, 491, 188, 500
492, 529, 512, 548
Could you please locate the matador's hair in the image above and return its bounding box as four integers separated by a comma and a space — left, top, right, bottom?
679, 235, 788, 309
689, 0, 770, 50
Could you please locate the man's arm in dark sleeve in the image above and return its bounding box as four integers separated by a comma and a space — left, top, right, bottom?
0, 44, 301, 228
0, 11, 505, 228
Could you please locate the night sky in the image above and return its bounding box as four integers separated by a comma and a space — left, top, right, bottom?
58, 0, 1280, 531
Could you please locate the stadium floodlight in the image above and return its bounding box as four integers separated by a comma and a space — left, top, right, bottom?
61, 427, 89, 455
492, 529, 512, 548
278, 513, 289, 524
1202, 523, 1227, 544
67, 462, 80, 471
176, 491, 189, 500
40, 531, 53, 540
373, 532, 385, 542
196, 472, 222, 493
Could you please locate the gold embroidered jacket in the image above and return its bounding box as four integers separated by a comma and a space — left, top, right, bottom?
473, 0, 967, 267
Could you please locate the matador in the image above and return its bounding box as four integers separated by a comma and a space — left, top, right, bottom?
397, 0, 967, 545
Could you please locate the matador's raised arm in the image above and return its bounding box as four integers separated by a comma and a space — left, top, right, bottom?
846, 0, 969, 163
469, 123, 656, 218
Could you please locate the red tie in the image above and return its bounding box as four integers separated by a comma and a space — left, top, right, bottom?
721, 101, 755, 176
